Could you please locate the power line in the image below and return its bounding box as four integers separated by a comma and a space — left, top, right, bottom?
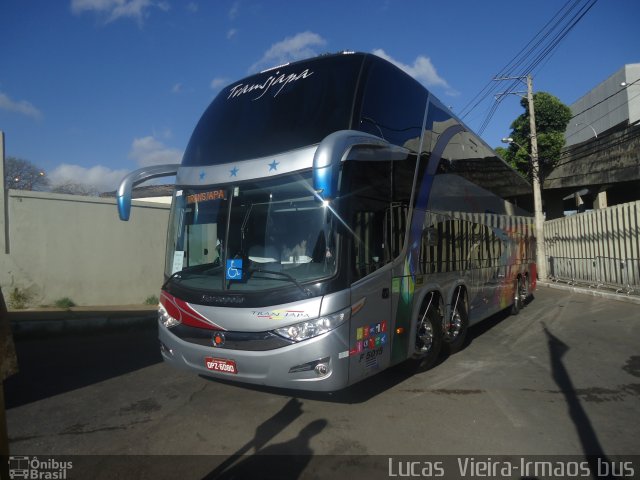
512, 130, 640, 185
561, 127, 640, 162
569, 77, 640, 121
550, 125, 640, 175
505, 0, 584, 78
482, 0, 598, 132
544, 129, 640, 182
528, 0, 598, 74
462, 0, 599, 136
565, 87, 640, 142
458, 0, 581, 118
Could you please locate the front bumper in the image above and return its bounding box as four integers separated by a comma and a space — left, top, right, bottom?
158, 320, 351, 392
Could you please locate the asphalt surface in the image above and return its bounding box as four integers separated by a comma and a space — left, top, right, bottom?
4, 285, 640, 479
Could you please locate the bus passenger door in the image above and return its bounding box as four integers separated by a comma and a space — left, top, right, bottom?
349, 267, 392, 384
341, 159, 406, 384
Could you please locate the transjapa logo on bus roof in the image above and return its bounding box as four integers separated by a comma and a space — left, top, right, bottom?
227, 69, 314, 101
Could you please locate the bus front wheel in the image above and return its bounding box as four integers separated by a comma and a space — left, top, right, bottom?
409, 297, 443, 371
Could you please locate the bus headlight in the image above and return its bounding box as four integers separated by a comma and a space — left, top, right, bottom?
159, 303, 181, 328
273, 307, 350, 342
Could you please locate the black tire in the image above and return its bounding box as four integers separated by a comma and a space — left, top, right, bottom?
443, 288, 468, 354
407, 297, 443, 371
520, 275, 530, 305
511, 277, 522, 315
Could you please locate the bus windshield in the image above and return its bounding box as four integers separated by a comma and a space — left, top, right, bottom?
165, 171, 337, 293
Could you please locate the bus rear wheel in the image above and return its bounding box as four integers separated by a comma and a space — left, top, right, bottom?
409, 297, 443, 371
443, 288, 468, 354
511, 277, 523, 315
520, 275, 530, 304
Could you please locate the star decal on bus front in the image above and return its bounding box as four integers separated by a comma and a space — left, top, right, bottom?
230, 167, 239, 177
268, 160, 279, 171
199, 171, 206, 180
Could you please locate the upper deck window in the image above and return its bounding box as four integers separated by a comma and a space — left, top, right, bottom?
357, 59, 428, 151
182, 55, 364, 166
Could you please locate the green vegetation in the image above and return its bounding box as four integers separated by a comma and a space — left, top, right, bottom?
145, 295, 159, 305
8, 287, 32, 309
54, 297, 76, 309
499, 91, 572, 180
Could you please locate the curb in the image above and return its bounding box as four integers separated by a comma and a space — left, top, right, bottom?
8, 306, 158, 338
537, 280, 640, 305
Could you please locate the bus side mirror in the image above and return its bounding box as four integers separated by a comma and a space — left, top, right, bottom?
116, 164, 180, 220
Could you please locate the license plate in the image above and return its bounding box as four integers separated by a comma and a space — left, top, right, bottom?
205, 357, 238, 374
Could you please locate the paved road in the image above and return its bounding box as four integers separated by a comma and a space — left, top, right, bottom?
5, 286, 640, 479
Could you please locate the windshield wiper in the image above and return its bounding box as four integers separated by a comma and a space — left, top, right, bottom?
163, 262, 223, 289
240, 202, 253, 254
249, 267, 313, 297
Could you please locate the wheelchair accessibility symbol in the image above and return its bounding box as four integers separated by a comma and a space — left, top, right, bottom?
226, 259, 243, 280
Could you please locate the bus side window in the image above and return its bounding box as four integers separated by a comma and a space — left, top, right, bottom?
346, 161, 391, 281
427, 216, 447, 274
345, 155, 416, 282
483, 225, 492, 269
460, 218, 472, 270
470, 222, 482, 270
384, 202, 408, 263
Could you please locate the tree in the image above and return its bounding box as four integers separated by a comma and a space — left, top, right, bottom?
50, 182, 101, 196
500, 92, 572, 179
3, 156, 50, 191
494, 146, 509, 160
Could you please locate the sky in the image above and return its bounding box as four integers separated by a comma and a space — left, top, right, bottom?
1, 0, 638, 193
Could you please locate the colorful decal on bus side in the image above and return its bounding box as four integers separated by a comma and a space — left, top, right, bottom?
349, 321, 387, 357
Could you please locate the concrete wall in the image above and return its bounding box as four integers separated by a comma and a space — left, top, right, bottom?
1, 133, 171, 308
624, 64, 640, 126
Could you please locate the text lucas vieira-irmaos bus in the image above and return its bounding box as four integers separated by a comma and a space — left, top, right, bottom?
117, 51, 536, 391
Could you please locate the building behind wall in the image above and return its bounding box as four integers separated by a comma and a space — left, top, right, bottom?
544, 63, 640, 219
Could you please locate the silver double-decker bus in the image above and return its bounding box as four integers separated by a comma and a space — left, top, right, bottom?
117, 52, 535, 391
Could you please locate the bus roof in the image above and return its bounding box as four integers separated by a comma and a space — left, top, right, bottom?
180, 51, 530, 200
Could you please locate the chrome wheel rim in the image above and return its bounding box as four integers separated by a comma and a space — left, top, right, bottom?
519, 278, 528, 303
514, 280, 522, 309
415, 317, 434, 354
445, 309, 462, 341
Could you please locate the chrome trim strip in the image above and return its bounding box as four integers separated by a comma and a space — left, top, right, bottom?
176, 146, 317, 186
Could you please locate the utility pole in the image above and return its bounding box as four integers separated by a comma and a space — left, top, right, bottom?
1, 131, 7, 254
526, 75, 547, 280
496, 74, 548, 281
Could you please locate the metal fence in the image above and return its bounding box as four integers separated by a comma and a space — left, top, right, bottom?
547, 256, 639, 294
544, 200, 640, 294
